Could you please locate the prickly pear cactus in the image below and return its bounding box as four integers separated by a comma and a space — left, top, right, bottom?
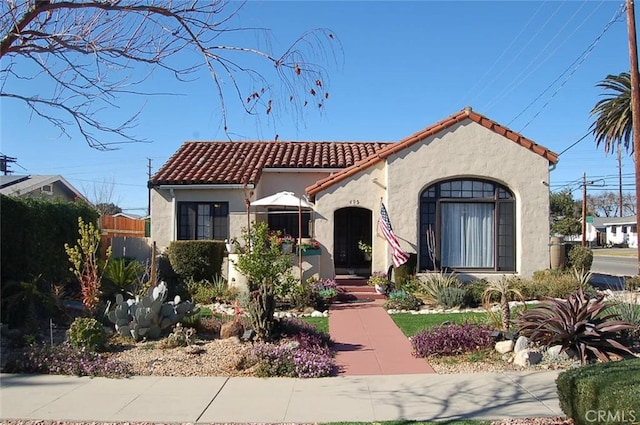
105, 281, 197, 340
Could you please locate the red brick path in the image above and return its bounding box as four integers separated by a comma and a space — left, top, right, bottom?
329, 300, 435, 375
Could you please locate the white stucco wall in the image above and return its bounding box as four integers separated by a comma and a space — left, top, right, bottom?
312, 162, 388, 278
150, 188, 250, 252
150, 171, 332, 252
314, 119, 552, 279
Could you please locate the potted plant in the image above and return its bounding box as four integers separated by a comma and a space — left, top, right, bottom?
280, 234, 295, 253
358, 240, 372, 261
300, 238, 321, 255
368, 270, 389, 294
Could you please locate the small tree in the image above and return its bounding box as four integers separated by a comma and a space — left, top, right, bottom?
550, 189, 582, 237
232, 222, 293, 341
65, 217, 111, 315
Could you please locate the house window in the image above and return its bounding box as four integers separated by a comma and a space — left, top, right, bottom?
631, 225, 637, 233
611, 226, 617, 235
622, 226, 627, 234
177, 202, 229, 240
267, 210, 311, 238
419, 179, 515, 271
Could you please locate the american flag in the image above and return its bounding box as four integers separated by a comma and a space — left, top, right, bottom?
378, 202, 409, 268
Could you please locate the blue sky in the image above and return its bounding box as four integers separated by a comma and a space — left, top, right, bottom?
0, 1, 634, 213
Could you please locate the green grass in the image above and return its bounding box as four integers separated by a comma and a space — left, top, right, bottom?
391, 312, 488, 337
300, 316, 329, 334
324, 421, 488, 425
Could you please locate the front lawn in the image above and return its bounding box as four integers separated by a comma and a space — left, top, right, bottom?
300, 316, 329, 334
391, 312, 487, 337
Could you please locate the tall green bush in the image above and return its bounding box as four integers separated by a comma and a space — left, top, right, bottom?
1, 195, 98, 283
556, 358, 640, 425
567, 245, 593, 272
167, 240, 225, 282
232, 222, 294, 341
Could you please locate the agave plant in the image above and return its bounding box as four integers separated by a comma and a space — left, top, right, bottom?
418, 270, 461, 304
516, 288, 637, 364
482, 276, 524, 331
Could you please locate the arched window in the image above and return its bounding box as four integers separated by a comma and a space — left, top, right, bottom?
419, 179, 515, 271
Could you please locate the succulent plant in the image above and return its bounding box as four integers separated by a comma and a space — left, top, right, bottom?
516, 288, 637, 364
106, 281, 197, 340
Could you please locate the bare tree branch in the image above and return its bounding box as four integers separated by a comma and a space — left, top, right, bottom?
1, 0, 341, 149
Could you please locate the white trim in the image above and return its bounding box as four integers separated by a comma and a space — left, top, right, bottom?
156, 184, 254, 190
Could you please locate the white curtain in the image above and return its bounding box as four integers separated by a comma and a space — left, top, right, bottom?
441, 203, 494, 268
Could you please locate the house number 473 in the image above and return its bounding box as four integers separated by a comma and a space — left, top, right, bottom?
349, 200, 360, 205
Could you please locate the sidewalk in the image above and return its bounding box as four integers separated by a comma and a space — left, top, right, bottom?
0, 371, 562, 423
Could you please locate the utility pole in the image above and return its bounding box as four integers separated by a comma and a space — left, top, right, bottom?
0, 155, 17, 175
147, 158, 152, 216
582, 173, 588, 247
618, 143, 623, 216
626, 0, 640, 272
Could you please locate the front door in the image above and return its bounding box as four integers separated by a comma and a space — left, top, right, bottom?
334, 207, 372, 275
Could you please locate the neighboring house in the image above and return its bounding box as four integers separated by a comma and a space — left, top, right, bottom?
149, 107, 558, 280
602, 216, 638, 248
0, 174, 88, 202
565, 216, 607, 247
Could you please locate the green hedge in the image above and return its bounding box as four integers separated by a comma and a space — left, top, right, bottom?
556, 358, 640, 425
167, 240, 225, 282
0, 195, 98, 283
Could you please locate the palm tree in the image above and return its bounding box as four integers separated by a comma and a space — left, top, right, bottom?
482, 277, 524, 332
590, 72, 633, 154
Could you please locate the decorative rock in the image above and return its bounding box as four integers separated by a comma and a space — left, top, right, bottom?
311, 310, 324, 318
303, 306, 316, 315
495, 340, 515, 354
220, 321, 244, 339
547, 345, 564, 357
514, 349, 543, 367
514, 335, 530, 353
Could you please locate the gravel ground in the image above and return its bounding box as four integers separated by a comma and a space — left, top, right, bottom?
107, 337, 256, 377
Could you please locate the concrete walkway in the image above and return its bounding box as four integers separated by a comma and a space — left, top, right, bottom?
330, 300, 435, 375
0, 371, 562, 423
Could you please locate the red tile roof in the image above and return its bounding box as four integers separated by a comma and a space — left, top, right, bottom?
149, 141, 391, 186
305, 108, 559, 197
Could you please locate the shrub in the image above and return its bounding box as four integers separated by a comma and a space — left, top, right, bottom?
248, 317, 334, 378
417, 271, 461, 304
411, 323, 494, 357
567, 245, 593, 272
463, 279, 489, 307
516, 288, 636, 364
67, 317, 108, 352
157, 323, 196, 349
436, 286, 467, 309
523, 270, 593, 300
606, 296, 640, 341
556, 358, 640, 425
291, 279, 322, 310
626, 275, 640, 291
65, 217, 112, 315
103, 257, 144, 297
0, 277, 55, 330
3, 342, 132, 378
393, 253, 417, 288
0, 195, 98, 284
384, 290, 422, 310
233, 222, 295, 341
186, 276, 238, 304
168, 240, 225, 282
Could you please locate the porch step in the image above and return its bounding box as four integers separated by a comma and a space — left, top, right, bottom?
335, 277, 387, 301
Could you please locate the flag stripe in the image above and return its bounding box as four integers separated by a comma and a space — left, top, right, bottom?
378, 202, 409, 268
